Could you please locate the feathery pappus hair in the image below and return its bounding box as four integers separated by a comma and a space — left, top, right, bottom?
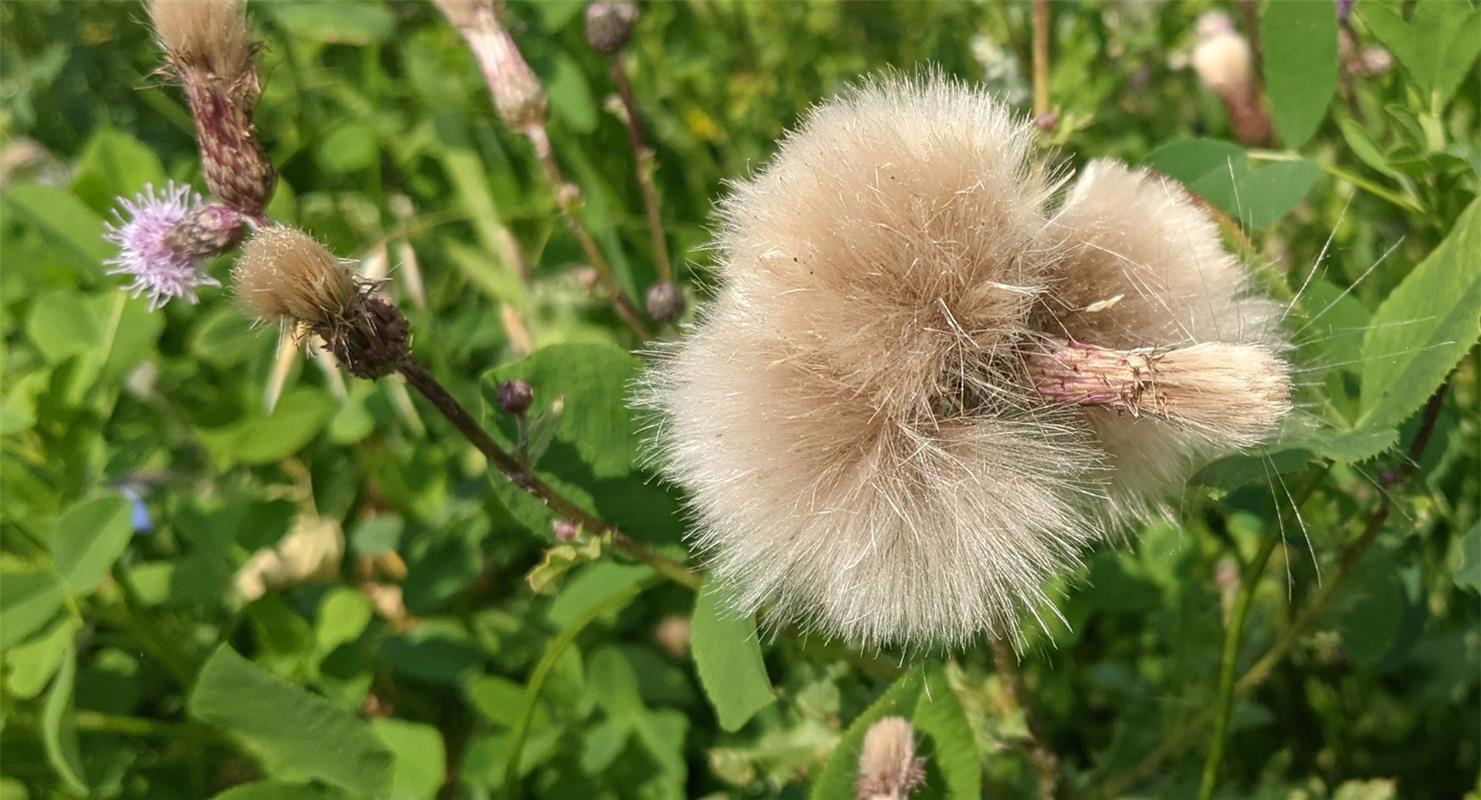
638, 73, 1291, 650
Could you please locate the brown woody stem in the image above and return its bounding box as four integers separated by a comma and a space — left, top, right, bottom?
611, 60, 674, 285
397, 358, 694, 588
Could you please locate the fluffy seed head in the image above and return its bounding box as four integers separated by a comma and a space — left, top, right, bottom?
104, 182, 221, 309
233, 227, 412, 379
855, 717, 925, 800
234, 227, 358, 326
149, 0, 253, 84
641, 74, 1290, 648
150, 0, 275, 217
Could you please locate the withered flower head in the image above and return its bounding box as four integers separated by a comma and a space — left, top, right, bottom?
149, 0, 276, 218
233, 227, 410, 379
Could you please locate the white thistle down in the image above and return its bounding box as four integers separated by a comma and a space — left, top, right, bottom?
639, 74, 1290, 649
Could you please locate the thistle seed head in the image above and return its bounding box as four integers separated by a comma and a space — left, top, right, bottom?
149, 0, 253, 85
233, 227, 411, 379
149, 0, 275, 217
639, 74, 1291, 648
855, 717, 925, 800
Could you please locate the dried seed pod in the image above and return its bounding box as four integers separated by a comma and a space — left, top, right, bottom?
584, 1, 638, 56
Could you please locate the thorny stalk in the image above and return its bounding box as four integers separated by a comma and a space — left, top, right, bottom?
989, 636, 1065, 800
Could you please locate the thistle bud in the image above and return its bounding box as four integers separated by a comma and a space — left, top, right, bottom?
496, 379, 534, 416
644, 281, 685, 323
166, 202, 246, 257
855, 717, 925, 800
584, 1, 638, 56
1033, 111, 1059, 133
436, 0, 548, 131
234, 227, 412, 379
149, 0, 276, 218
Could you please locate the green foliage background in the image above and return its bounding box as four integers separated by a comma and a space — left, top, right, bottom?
1, 1, 1478, 798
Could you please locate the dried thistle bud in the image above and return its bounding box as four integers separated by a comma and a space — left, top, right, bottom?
855, 717, 925, 800
1026, 339, 1292, 448
584, 1, 638, 55
644, 281, 685, 323
150, 0, 276, 218
497, 379, 534, 415
234, 227, 411, 379
166, 202, 246, 257
436, 0, 548, 131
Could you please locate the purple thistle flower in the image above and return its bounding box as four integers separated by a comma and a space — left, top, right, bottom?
104, 182, 221, 309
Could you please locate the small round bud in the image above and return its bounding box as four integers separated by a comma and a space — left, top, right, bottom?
497, 379, 534, 416
574, 267, 601, 291
552, 519, 579, 542
167, 202, 246, 258
555, 182, 582, 212
584, 1, 638, 55
1034, 111, 1059, 133
644, 281, 685, 323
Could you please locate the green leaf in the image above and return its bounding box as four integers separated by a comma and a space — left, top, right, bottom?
315, 587, 374, 655
197, 388, 337, 468
1360, 0, 1481, 106
26, 291, 165, 381
480, 343, 686, 543
526, 536, 604, 595
3, 616, 77, 700
189, 645, 394, 797
1143, 139, 1320, 228
690, 577, 775, 732
371, 718, 446, 800
811, 664, 979, 799
2, 184, 112, 277
0, 566, 65, 648
213, 782, 354, 800
266, 1, 395, 45
546, 562, 651, 628
70, 128, 167, 213
49, 494, 132, 594
1359, 199, 1481, 430
41, 645, 89, 794
811, 670, 923, 799
1456, 521, 1481, 593
1261, 0, 1338, 148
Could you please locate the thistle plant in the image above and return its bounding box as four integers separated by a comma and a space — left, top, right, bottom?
13, 2, 1478, 799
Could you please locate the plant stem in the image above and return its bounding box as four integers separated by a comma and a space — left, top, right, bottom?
610, 60, 674, 285
396, 359, 696, 589
523, 125, 651, 339
1197, 463, 1329, 800
1031, 0, 1052, 117
989, 636, 1064, 800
